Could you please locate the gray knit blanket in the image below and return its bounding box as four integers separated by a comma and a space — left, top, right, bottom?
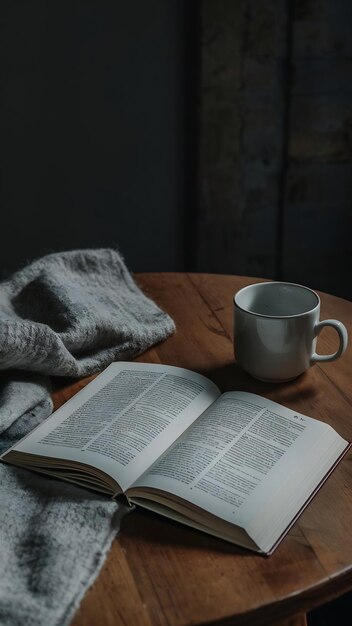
0, 249, 175, 626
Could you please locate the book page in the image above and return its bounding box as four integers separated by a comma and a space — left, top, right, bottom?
8, 363, 220, 492
129, 392, 347, 536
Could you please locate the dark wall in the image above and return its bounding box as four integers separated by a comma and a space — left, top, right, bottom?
198, 0, 352, 301
0, 0, 196, 275
2, 0, 351, 301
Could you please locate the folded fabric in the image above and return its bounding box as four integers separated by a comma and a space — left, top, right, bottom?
0, 248, 175, 626
0, 247, 175, 379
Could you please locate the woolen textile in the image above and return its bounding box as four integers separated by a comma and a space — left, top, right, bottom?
0, 248, 175, 626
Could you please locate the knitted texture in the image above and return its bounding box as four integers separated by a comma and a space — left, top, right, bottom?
0, 248, 175, 626
0, 248, 175, 379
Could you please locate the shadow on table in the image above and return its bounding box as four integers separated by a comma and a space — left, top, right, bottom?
200, 362, 320, 403
120, 507, 255, 557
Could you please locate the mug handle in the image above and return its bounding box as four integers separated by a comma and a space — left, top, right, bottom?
311, 319, 348, 363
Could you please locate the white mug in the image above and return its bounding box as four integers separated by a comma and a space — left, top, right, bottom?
233, 281, 348, 382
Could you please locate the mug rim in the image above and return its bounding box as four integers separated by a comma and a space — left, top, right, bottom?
233, 281, 320, 319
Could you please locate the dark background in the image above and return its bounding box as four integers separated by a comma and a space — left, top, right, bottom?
0, 0, 196, 274
1, 0, 351, 300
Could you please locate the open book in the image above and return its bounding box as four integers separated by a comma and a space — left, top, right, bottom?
2, 362, 350, 555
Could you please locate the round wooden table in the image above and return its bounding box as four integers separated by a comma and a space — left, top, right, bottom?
63, 274, 352, 626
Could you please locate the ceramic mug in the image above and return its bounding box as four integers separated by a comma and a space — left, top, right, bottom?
233, 281, 348, 382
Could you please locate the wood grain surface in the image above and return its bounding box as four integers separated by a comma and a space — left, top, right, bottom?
59, 274, 352, 626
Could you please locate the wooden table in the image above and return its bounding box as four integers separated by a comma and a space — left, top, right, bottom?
60, 273, 352, 626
